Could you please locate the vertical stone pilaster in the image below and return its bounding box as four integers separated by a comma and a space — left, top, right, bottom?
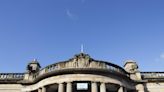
58, 83, 64, 92
66, 82, 72, 92
100, 83, 106, 92
91, 82, 98, 92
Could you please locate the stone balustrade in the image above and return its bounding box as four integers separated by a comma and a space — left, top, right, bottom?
141, 72, 164, 79
2, 71, 164, 82
25, 53, 131, 81
0, 64, 128, 80
30, 61, 129, 80
0, 73, 24, 80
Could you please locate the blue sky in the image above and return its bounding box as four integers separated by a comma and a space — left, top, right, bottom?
0, 0, 164, 72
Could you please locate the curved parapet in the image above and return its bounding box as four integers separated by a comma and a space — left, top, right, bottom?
20, 53, 139, 92
22, 53, 130, 83
0, 53, 131, 85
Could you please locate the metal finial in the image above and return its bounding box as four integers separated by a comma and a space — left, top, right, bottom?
81, 44, 84, 53
33, 58, 37, 61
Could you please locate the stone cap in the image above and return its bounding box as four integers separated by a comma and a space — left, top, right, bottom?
28, 59, 41, 68
124, 60, 137, 67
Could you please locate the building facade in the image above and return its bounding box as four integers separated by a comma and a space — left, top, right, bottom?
0, 53, 164, 92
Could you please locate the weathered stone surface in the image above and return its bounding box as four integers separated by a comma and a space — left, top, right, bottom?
0, 53, 163, 92
0, 84, 22, 92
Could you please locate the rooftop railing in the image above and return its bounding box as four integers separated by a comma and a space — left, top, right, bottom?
141, 72, 164, 79
0, 73, 24, 80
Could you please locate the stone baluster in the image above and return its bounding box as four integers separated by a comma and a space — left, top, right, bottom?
100, 83, 106, 92
58, 83, 64, 92
91, 82, 98, 92
66, 82, 72, 92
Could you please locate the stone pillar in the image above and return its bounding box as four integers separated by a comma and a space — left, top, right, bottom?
38, 88, 42, 92
58, 83, 64, 92
118, 86, 123, 92
66, 82, 72, 92
42, 87, 46, 92
100, 83, 106, 92
91, 82, 98, 92
118, 86, 127, 92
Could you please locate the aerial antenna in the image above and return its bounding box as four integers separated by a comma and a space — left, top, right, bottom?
81, 44, 84, 53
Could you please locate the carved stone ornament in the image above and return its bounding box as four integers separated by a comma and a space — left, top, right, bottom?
124, 61, 139, 73
72, 53, 90, 68
130, 64, 138, 72
56, 53, 107, 69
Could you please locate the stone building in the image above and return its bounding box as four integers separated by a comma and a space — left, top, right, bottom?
0, 53, 164, 92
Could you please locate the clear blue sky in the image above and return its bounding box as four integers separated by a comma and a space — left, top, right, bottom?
0, 0, 164, 72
